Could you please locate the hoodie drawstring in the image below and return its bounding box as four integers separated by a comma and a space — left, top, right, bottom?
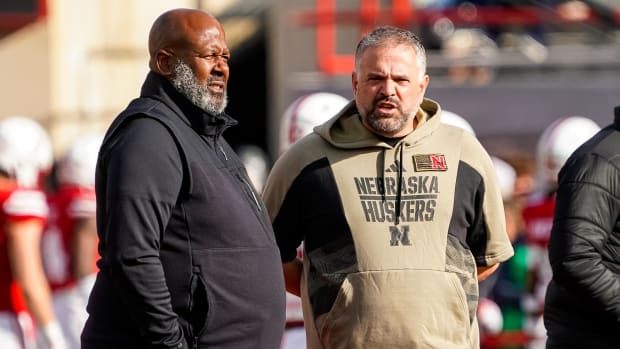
376, 149, 387, 203
394, 142, 404, 225
377, 142, 405, 225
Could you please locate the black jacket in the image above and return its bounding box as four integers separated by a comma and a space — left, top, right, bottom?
82, 72, 285, 349
544, 107, 620, 348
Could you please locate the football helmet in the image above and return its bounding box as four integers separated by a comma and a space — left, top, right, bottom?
56, 132, 104, 188
536, 116, 600, 189
236, 144, 270, 193
477, 297, 503, 335
0, 116, 53, 188
441, 110, 476, 136
491, 156, 516, 201
279, 92, 349, 154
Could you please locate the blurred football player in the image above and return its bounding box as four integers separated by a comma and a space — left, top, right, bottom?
521, 116, 600, 348
236, 144, 270, 194
441, 109, 476, 136
278, 92, 350, 155
0, 116, 66, 349
42, 132, 103, 349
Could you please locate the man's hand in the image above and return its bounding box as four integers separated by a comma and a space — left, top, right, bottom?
477, 263, 500, 281
283, 259, 303, 297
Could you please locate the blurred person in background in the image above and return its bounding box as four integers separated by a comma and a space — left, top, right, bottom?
276, 92, 349, 349
544, 108, 620, 349
278, 92, 350, 156
0, 116, 67, 349
439, 111, 523, 346
441, 28, 498, 86
81, 8, 285, 349
440, 109, 476, 136
521, 116, 600, 348
41, 132, 103, 349
501, 151, 536, 209
479, 156, 517, 297
235, 144, 270, 194
263, 26, 513, 348
477, 156, 513, 347
481, 155, 532, 349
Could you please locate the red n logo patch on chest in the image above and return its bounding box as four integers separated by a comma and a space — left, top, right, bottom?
430, 155, 447, 170
413, 154, 448, 171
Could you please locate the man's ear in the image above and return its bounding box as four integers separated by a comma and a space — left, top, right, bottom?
351, 71, 358, 96
154, 49, 175, 77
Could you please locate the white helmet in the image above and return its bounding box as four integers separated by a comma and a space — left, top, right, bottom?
536, 116, 600, 189
477, 297, 504, 335
56, 132, 104, 188
279, 92, 349, 154
491, 156, 516, 201
0, 116, 53, 188
441, 110, 476, 136
236, 144, 270, 194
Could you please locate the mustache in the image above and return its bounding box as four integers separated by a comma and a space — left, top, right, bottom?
374, 96, 400, 107
374, 96, 400, 109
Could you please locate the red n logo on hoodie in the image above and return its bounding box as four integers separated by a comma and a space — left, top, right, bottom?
430, 155, 447, 170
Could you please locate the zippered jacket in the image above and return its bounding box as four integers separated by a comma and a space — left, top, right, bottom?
82, 72, 286, 349
262, 99, 514, 348
544, 108, 620, 349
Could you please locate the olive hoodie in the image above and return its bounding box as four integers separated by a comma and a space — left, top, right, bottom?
263, 98, 513, 349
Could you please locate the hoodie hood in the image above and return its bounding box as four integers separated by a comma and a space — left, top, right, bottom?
314, 98, 441, 149
314, 98, 441, 225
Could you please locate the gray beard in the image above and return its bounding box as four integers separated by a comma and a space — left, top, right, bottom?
363, 108, 412, 135
366, 113, 409, 134
171, 60, 228, 115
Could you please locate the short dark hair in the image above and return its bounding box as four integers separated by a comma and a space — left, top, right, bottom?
354, 26, 426, 77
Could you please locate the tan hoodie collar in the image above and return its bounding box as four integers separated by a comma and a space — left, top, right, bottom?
315, 98, 442, 150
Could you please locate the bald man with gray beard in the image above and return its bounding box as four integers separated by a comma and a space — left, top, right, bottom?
81, 8, 286, 349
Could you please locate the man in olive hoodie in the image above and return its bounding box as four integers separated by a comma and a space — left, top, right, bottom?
263, 26, 513, 349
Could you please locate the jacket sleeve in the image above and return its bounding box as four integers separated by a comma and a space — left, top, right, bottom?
100, 117, 187, 348
549, 153, 620, 321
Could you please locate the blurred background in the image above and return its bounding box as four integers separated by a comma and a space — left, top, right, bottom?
3, 1, 618, 348
2, 0, 619, 161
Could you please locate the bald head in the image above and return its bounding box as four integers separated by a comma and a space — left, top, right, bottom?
146, 8, 231, 115
148, 8, 225, 72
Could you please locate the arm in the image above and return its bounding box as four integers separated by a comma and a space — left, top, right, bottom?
7, 218, 66, 348
283, 259, 303, 297
71, 216, 98, 280
101, 118, 185, 347
8, 218, 55, 326
262, 152, 308, 298
462, 135, 514, 272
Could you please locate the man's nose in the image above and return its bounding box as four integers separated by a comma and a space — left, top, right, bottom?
379, 80, 397, 96
211, 61, 229, 77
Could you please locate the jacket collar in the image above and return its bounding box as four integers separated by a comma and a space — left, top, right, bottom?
139, 71, 237, 136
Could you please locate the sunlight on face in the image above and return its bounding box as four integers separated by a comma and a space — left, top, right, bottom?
353, 44, 428, 137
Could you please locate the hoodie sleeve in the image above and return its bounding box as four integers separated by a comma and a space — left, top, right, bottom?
459, 133, 514, 266
99, 117, 186, 348
262, 149, 305, 262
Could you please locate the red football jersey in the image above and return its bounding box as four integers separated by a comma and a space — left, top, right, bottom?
0, 182, 48, 312
522, 192, 556, 248
42, 185, 98, 291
